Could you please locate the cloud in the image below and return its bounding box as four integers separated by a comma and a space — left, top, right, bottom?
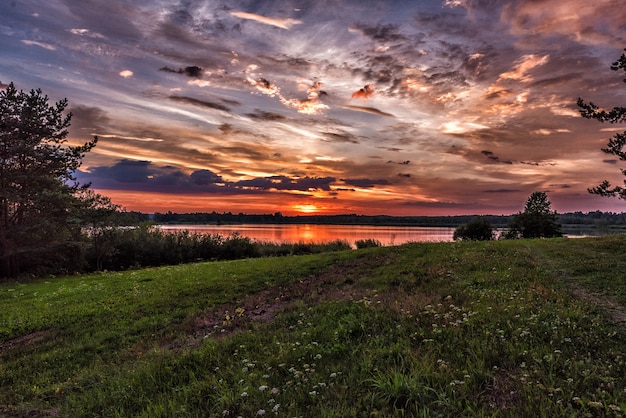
502, 0, 626, 47
169, 95, 231, 112
323, 132, 360, 144
483, 189, 519, 193
246, 76, 328, 115
21, 40, 56, 50
229, 11, 302, 30
342, 105, 394, 117
236, 176, 335, 191
341, 178, 390, 188
69, 28, 105, 38
280, 80, 329, 115
480, 150, 513, 164
351, 22, 406, 42
68, 105, 111, 136
8, 0, 625, 215
160, 66, 203, 77
79, 160, 336, 195
246, 110, 286, 121
351, 84, 375, 99
190, 169, 224, 185
248, 77, 280, 96
497, 54, 549, 83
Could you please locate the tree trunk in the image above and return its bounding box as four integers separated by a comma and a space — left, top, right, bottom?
0, 230, 19, 278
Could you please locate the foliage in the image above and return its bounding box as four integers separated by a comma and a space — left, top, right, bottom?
504, 192, 562, 239
85, 225, 352, 271
2, 237, 626, 416
453, 216, 494, 241
578, 48, 626, 198
355, 238, 382, 248
0, 82, 97, 278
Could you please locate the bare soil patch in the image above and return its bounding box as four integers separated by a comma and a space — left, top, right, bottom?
167, 255, 415, 350
0, 329, 55, 356
570, 287, 626, 324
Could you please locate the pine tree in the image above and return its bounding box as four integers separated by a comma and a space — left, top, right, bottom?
0, 83, 97, 277
577, 48, 626, 198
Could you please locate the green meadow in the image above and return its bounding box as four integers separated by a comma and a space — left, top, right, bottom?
2, 236, 626, 417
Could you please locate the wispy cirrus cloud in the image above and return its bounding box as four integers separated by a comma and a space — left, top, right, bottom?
21, 39, 56, 50
230, 11, 302, 30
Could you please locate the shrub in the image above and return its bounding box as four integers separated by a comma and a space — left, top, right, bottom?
504, 192, 562, 239
355, 239, 383, 249
453, 217, 494, 241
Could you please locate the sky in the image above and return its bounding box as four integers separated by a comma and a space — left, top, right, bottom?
2, 0, 626, 216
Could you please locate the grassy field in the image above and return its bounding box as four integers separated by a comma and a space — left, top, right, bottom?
2, 236, 626, 417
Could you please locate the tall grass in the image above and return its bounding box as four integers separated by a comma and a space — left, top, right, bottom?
2, 237, 626, 416
88, 225, 352, 272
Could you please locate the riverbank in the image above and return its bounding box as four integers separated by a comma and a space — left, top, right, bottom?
2, 236, 626, 416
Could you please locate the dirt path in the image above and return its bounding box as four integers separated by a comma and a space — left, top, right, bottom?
570, 286, 626, 324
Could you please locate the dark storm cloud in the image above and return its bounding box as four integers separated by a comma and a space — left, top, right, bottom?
86, 160, 157, 184
246, 110, 286, 121
190, 169, 224, 185
341, 178, 390, 188
160, 66, 204, 77
169, 95, 231, 112
78, 160, 335, 194
322, 132, 360, 144
68, 105, 111, 135
351, 22, 407, 43
236, 176, 335, 191
480, 150, 512, 164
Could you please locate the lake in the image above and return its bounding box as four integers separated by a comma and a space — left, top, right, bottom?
158, 224, 457, 247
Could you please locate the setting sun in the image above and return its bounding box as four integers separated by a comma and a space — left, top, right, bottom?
293, 204, 319, 214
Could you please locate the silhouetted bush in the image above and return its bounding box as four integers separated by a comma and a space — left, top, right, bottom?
453, 217, 495, 241
355, 239, 382, 249
504, 192, 562, 239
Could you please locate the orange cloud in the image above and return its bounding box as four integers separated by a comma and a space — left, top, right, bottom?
351, 84, 375, 99
280, 80, 328, 115
247, 77, 280, 97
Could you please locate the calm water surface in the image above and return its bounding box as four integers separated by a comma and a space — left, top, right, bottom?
159, 224, 456, 246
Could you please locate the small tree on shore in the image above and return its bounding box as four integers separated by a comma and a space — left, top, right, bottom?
453, 217, 494, 241
504, 192, 562, 239
577, 48, 626, 198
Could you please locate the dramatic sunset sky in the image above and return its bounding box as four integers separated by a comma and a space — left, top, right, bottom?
2, 0, 626, 215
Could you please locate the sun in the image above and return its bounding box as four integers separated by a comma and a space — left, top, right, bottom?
292, 204, 319, 214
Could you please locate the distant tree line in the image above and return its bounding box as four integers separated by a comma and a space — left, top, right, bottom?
152, 210, 626, 227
